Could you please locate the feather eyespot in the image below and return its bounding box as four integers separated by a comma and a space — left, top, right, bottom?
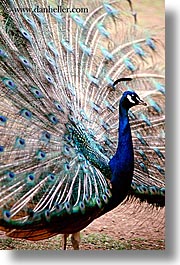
6, 171, 15, 180
79, 201, 86, 214
2, 77, 17, 90
3, 210, 11, 222
48, 173, 56, 182
102, 194, 108, 204
96, 197, 102, 208
0, 115, 7, 125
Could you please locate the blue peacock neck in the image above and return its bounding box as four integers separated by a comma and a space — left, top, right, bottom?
108, 100, 134, 209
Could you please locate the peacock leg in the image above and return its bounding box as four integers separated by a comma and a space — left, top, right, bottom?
71, 232, 81, 250
62, 234, 69, 250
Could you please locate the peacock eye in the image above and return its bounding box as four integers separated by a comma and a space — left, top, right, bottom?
131, 93, 137, 99
127, 94, 136, 104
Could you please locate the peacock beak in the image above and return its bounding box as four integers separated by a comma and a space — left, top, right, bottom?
137, 98, 147, 106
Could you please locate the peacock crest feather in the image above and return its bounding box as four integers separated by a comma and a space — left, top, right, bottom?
0, 0, 165, 244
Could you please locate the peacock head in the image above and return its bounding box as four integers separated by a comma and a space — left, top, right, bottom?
120, 91, 147, 110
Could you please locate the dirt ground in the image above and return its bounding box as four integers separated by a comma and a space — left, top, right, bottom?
82, 200, 165, 250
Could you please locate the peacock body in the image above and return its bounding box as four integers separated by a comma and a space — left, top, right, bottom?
0, 0, 165, 247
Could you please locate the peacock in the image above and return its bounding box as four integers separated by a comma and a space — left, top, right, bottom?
0, 0, 165, 250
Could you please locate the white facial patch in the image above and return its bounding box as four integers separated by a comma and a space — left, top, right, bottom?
127, 94, 135, 104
